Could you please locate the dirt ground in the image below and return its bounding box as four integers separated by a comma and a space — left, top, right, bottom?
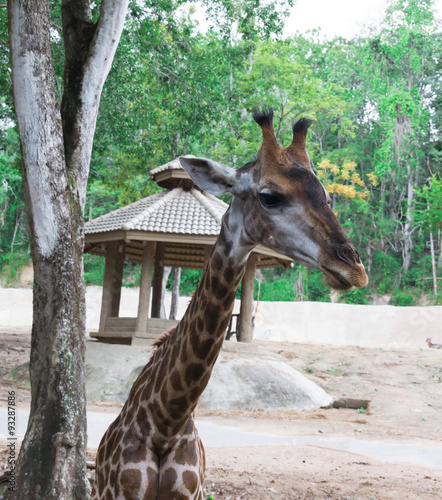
1, 330, 441, 499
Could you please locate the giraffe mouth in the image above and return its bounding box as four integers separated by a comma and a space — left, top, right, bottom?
322, 268, 353, 291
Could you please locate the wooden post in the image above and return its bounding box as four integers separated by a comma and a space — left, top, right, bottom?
99, 240, 125, 332
135, 241, 156, 333
151, 242, 165, 318
170, 267, 181, 320
237, 253, 256, 343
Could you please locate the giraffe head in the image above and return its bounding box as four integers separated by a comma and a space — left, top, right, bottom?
179, 107, 368, 290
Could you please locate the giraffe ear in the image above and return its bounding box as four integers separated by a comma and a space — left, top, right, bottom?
179, 156, 237, 196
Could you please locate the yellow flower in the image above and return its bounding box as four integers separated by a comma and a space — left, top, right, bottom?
367, 171, 379, 187
352, 172, 365, 187
340, 169, 350, 180
330, 164, 340, 175
318, 159, 331, 171
325, 183, 336, 194
343, 161, 357, 172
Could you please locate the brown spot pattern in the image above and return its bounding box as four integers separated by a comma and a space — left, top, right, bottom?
190, 336, 215, 361
183, 470, 199, 493
170, 368, 184, 392
142, 466, 159, 499
122, 442, 147, 464
184, 363, 205, 386
159, 467, 178, 496
120, 468, 142, 498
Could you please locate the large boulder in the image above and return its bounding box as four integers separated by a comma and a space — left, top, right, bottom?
200, 357, 332, 410
86, 342, 150, 403
85, 340, 332, 410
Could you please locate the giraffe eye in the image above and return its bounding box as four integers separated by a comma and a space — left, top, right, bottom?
258, 191, 285, 209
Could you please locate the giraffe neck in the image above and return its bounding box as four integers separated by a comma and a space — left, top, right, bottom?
146, 200, 253, 440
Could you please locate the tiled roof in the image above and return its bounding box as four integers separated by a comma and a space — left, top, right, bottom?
149, 158, 183, 176
84, 187, 228, 236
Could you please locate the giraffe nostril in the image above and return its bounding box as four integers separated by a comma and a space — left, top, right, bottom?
337, 245, 360, 266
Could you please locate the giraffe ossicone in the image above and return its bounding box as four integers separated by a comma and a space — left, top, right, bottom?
91, 107, 368, 499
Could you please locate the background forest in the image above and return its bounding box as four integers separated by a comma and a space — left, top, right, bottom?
1, 0, 442, 305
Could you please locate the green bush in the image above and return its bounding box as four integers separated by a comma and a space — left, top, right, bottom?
254, 266, 332, 303
257, 278, 294, 301
84, 255, 105, 285
303, 268, 331, 302
338, 287, 368, 305
372, 251, 401, 294
179, 268, 203, 296
391, 289, 415, 306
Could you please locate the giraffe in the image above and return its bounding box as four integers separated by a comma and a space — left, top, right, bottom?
91, 107, 368, 499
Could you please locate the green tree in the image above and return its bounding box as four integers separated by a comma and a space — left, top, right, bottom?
414, 175, 442, 297
367, 0, 441, 274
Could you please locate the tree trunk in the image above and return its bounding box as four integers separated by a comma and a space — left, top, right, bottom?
438, 229, 442, 268
402, 164, 415, 271
160, 266, 172, 319
170, 267, 181, 320
10, 214, 19, 252
294, 271, 304, 301
429, 230, 438, 298
6, 1, 128, 498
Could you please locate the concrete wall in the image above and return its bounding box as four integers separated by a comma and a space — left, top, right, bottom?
1, 286, 441, 348
252, 300, 442, 348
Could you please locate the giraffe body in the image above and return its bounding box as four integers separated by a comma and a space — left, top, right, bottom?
92, 107, 368, 499
92, 409, 205, 499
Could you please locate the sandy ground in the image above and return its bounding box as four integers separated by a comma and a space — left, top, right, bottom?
1, 330, 441, 499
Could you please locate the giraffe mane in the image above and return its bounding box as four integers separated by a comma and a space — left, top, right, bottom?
152, 327, 176, 351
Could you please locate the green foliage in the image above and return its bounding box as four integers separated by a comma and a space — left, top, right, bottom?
303, 269, 332, 303
179, 269, 203, 296
391, 289, 415, 306
0, 128, 29, 269
413, 175, 442, 232
256, 267, 331, 303
0, 6, 13, 127
84, 256, 142, 288
371, 252, 401, 294
338, 288, 369, 305
84, 256, 105, 286
257, 274, 294, 302
1, 0, 441, 305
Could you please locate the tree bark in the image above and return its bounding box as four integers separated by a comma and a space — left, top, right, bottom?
402, 164, 415, 271
438, 229, 442, 268
160, 266, 172, 319
429, 230, 438, 298
6, 1, 128, 498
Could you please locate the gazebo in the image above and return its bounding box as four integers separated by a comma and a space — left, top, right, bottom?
84, 158, 291, 345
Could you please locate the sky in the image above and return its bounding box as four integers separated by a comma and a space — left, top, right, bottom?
285, 0, 442, 39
